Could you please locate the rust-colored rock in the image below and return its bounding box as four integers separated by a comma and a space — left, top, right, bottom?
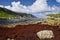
0, 24, 60, 40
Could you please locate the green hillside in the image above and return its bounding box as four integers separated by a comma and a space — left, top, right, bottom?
0, 11, 16, 18
0, 7, 36, 19
0, 7, 16, 18
47, 14, 60, 18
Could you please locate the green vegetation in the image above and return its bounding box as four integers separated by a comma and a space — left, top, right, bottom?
47, 14, 60, 18
0, 12, 16, 18
41, 14, 60, 26
0, 7, 16, 18
0, 7, 36, 19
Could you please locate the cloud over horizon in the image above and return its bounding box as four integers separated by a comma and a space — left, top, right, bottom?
56, 0, 60, 3
0, 0, 60, 18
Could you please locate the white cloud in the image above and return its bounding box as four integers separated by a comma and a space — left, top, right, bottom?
0, 5, 4, 8
51, 5, 60, 11
0, 0, 60, 18
0, 0, 51, 13
5, 1, 30, 13
5, 6, 11, 9
0, 0, 59, 13
28, 0, 51, 12
56, 0, 60, 3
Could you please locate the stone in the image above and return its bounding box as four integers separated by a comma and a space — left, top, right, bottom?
37, 30, 54, 39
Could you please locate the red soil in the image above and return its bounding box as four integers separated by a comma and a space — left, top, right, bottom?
0, 24, 60, 40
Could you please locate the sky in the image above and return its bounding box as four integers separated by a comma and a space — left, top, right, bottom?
0, 0, 60, 18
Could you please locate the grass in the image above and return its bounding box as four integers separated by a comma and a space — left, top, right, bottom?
47, 14, 60, 18
0, 11, 16, 18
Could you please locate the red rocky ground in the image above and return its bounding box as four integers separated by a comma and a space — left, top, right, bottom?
0, 24, 60, 40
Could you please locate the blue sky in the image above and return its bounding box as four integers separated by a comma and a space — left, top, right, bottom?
0, 0, 60, 18
0, 0, 60, 6
0, 0, 35, 6
47, 0, 60, 6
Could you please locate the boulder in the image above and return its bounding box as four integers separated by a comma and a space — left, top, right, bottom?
37, 30, 54, 39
